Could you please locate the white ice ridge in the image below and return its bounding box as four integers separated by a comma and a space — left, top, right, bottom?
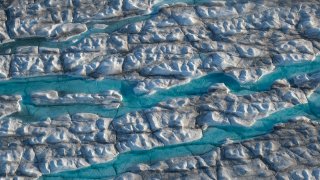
31, 90, 122, 109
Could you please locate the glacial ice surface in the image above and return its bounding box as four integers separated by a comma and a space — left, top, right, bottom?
0, 0, 319, 179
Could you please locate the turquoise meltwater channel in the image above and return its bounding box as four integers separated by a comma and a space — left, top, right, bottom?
40, 104, 315, 179
0, 56, 319, 122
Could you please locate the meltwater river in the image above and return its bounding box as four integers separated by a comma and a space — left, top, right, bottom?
1, 56, 319, 122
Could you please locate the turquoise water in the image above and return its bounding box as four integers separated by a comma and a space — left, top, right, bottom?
41, 103, 315, 179
1, 56, 319, 122
307, 89, 320, 116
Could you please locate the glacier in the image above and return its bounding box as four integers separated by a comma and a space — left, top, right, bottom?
0, 0, 319, 179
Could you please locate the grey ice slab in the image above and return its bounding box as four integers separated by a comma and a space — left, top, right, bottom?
31, 90, 122, 109
0, 95, 21, 119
